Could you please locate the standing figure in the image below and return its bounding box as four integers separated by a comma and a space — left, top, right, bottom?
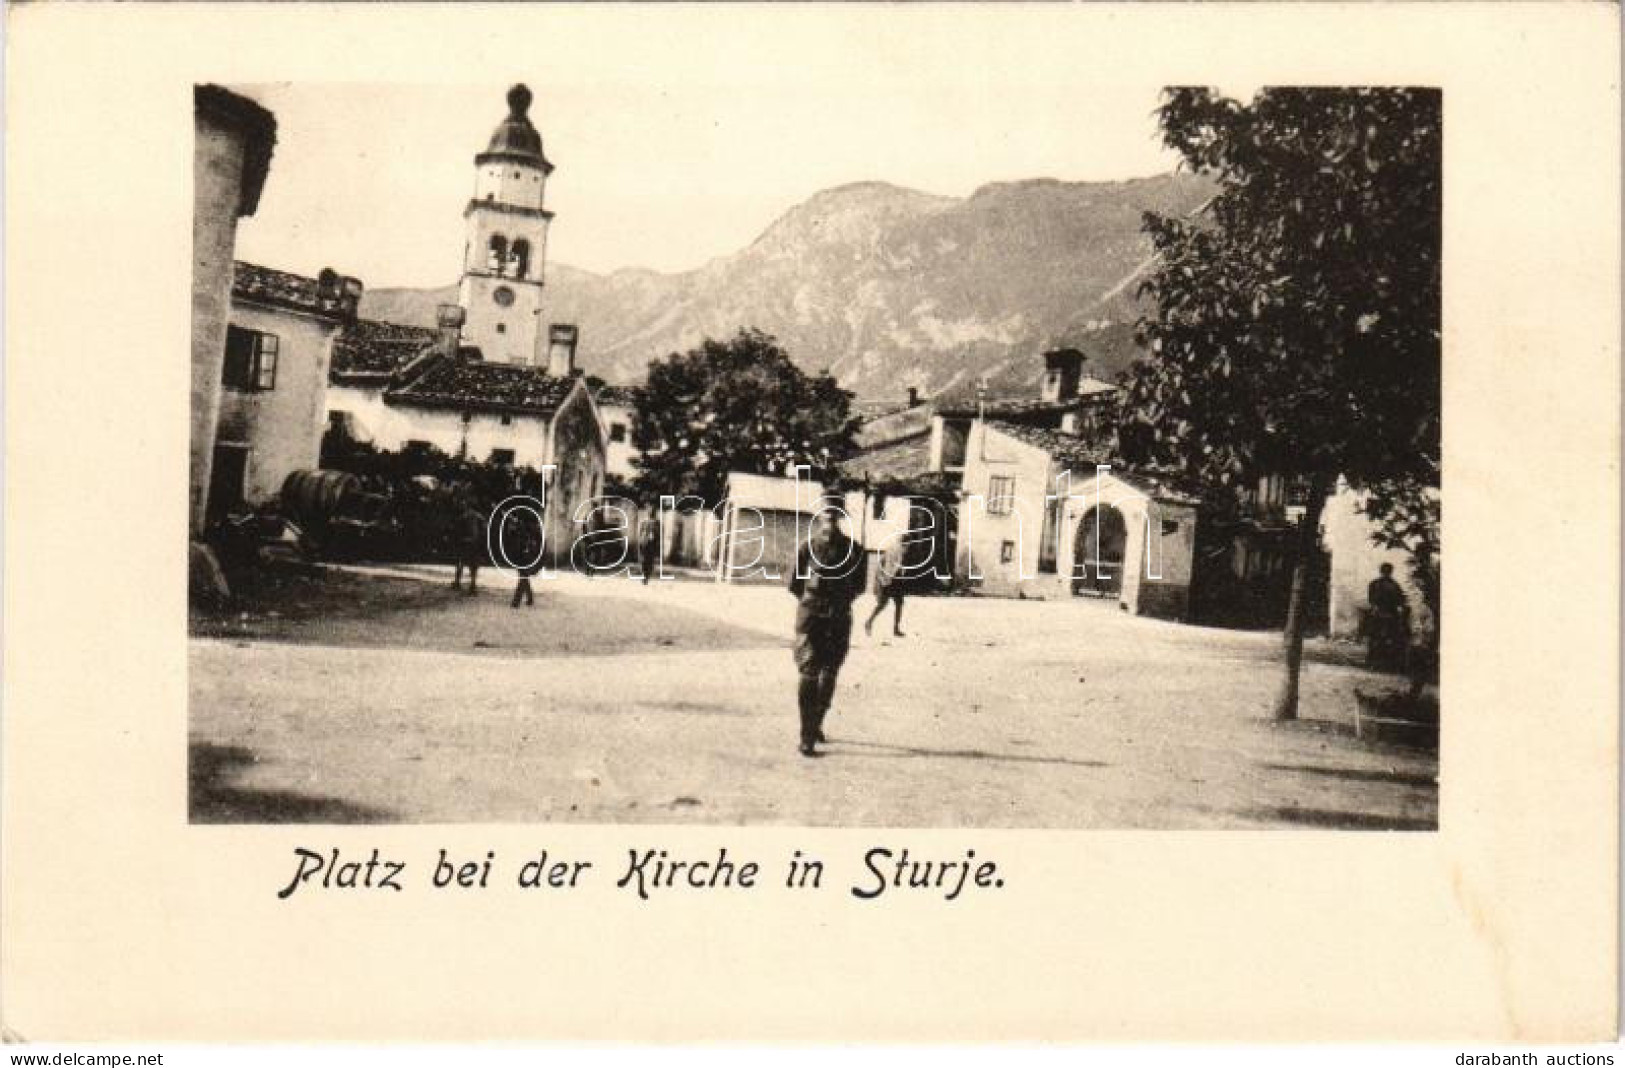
505, 506, 543, 609
1365, 562, 1411, 670
451, 491, 488, 594
787, 504, 868, 758
865, 547, 910, 638
637, 512, 662, 585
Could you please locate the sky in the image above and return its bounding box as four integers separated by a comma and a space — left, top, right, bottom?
232, 77, 1187, 289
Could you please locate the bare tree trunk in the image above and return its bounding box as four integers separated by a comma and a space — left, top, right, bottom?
1274, 478, 1330, 721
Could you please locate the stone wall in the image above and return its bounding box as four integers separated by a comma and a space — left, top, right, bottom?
191, 117, 250, 534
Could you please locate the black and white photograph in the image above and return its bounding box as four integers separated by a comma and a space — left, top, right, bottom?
6, 0, 1621, 1051
190, 77, 1441, 829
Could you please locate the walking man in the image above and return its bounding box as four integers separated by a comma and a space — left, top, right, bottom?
450, 489, 487, 595
865, 545, 910, 638
504, 505, 543, 609
637, 511, 662, 585
787, 502, 868, 758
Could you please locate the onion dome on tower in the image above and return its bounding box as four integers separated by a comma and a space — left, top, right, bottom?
476, 84, 553, 173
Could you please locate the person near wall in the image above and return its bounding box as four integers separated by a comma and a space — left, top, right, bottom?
1364, 562, 1411, 670
637, 512, 662, 585
787, 503, 868, 758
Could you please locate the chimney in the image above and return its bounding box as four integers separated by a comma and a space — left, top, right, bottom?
435, 304, 466, 359
547, 323, 579, 377
318, 269, 363, 321
340, 276, 364, 321
906, 386, 919, 408
1041, 348, 1085, 402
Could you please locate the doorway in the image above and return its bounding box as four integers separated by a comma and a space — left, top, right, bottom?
207, 444, 250, 528
1072, 504, 1127, 597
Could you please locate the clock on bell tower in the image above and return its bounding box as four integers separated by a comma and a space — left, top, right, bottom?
456, 84, 554, 366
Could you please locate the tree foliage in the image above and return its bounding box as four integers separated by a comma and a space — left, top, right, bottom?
1121, 87, 1441, 716
630, 328, 860, 508
1122, 87, 1440, 492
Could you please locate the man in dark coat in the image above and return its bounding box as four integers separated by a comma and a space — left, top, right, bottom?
504, 505, 544, 609
450, 490, 488, 595
1365, 562, 1411, 670
787, 504, 868, 757
637, 513, 662, 585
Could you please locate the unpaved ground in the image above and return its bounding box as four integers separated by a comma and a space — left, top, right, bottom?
189, 566, 1438, 828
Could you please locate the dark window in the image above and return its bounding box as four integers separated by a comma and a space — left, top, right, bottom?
222, 326, 278, 391
488, 234, 508, 272
496, 323, 507, 334
500, 414, 513, 426
1000, 540, 1016, 564
490, 448, 516, 466
609, 423, 627, 443
510, 239, 531, 279
986, 475, 1015, 516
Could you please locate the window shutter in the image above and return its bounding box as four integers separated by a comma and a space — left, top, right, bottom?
255, 334, 279, 390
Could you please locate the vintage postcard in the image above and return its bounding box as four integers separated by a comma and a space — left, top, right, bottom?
2, 1, 1618, 1045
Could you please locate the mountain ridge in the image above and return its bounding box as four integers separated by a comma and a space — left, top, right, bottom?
359, 171, 1212, 399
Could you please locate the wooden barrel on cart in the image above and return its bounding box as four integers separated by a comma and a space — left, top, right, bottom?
280, 469, 362, 527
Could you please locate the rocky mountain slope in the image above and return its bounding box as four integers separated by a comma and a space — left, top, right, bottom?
359, 172, 1211, 400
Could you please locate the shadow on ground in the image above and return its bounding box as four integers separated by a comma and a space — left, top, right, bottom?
833, 738, 1110, 770
1259, 762, 1437, 789
190, 741, 390, 823
1243, 805, 1436, 831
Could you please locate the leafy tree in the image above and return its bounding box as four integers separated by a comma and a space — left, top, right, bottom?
1122, 87, 1440, 719
630, 327, 860, 508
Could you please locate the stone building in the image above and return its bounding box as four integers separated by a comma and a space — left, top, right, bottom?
927, 348, 1118, 476
955, 421, 1199, 619
192, 85, 276, 535
910, 345, 1203, 617
593, 384, 639, 481
207, 263, 360, 522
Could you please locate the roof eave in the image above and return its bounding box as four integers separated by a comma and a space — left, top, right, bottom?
474, 150, 555, 174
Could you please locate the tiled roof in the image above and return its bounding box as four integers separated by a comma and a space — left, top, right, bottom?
841, 431, 933, 484
387, 355, 577, 415
594, 384, 638, 407
986, 421, 1202, 505
856, 404, 933, 449
330, 318, 437, 380
232, 261, 349, 320
935, 382, 1117, 419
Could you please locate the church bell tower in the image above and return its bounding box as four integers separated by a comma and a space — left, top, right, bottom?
457, 84, 554, 366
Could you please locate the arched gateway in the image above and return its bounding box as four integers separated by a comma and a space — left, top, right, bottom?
1072, 503, 1127, 597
